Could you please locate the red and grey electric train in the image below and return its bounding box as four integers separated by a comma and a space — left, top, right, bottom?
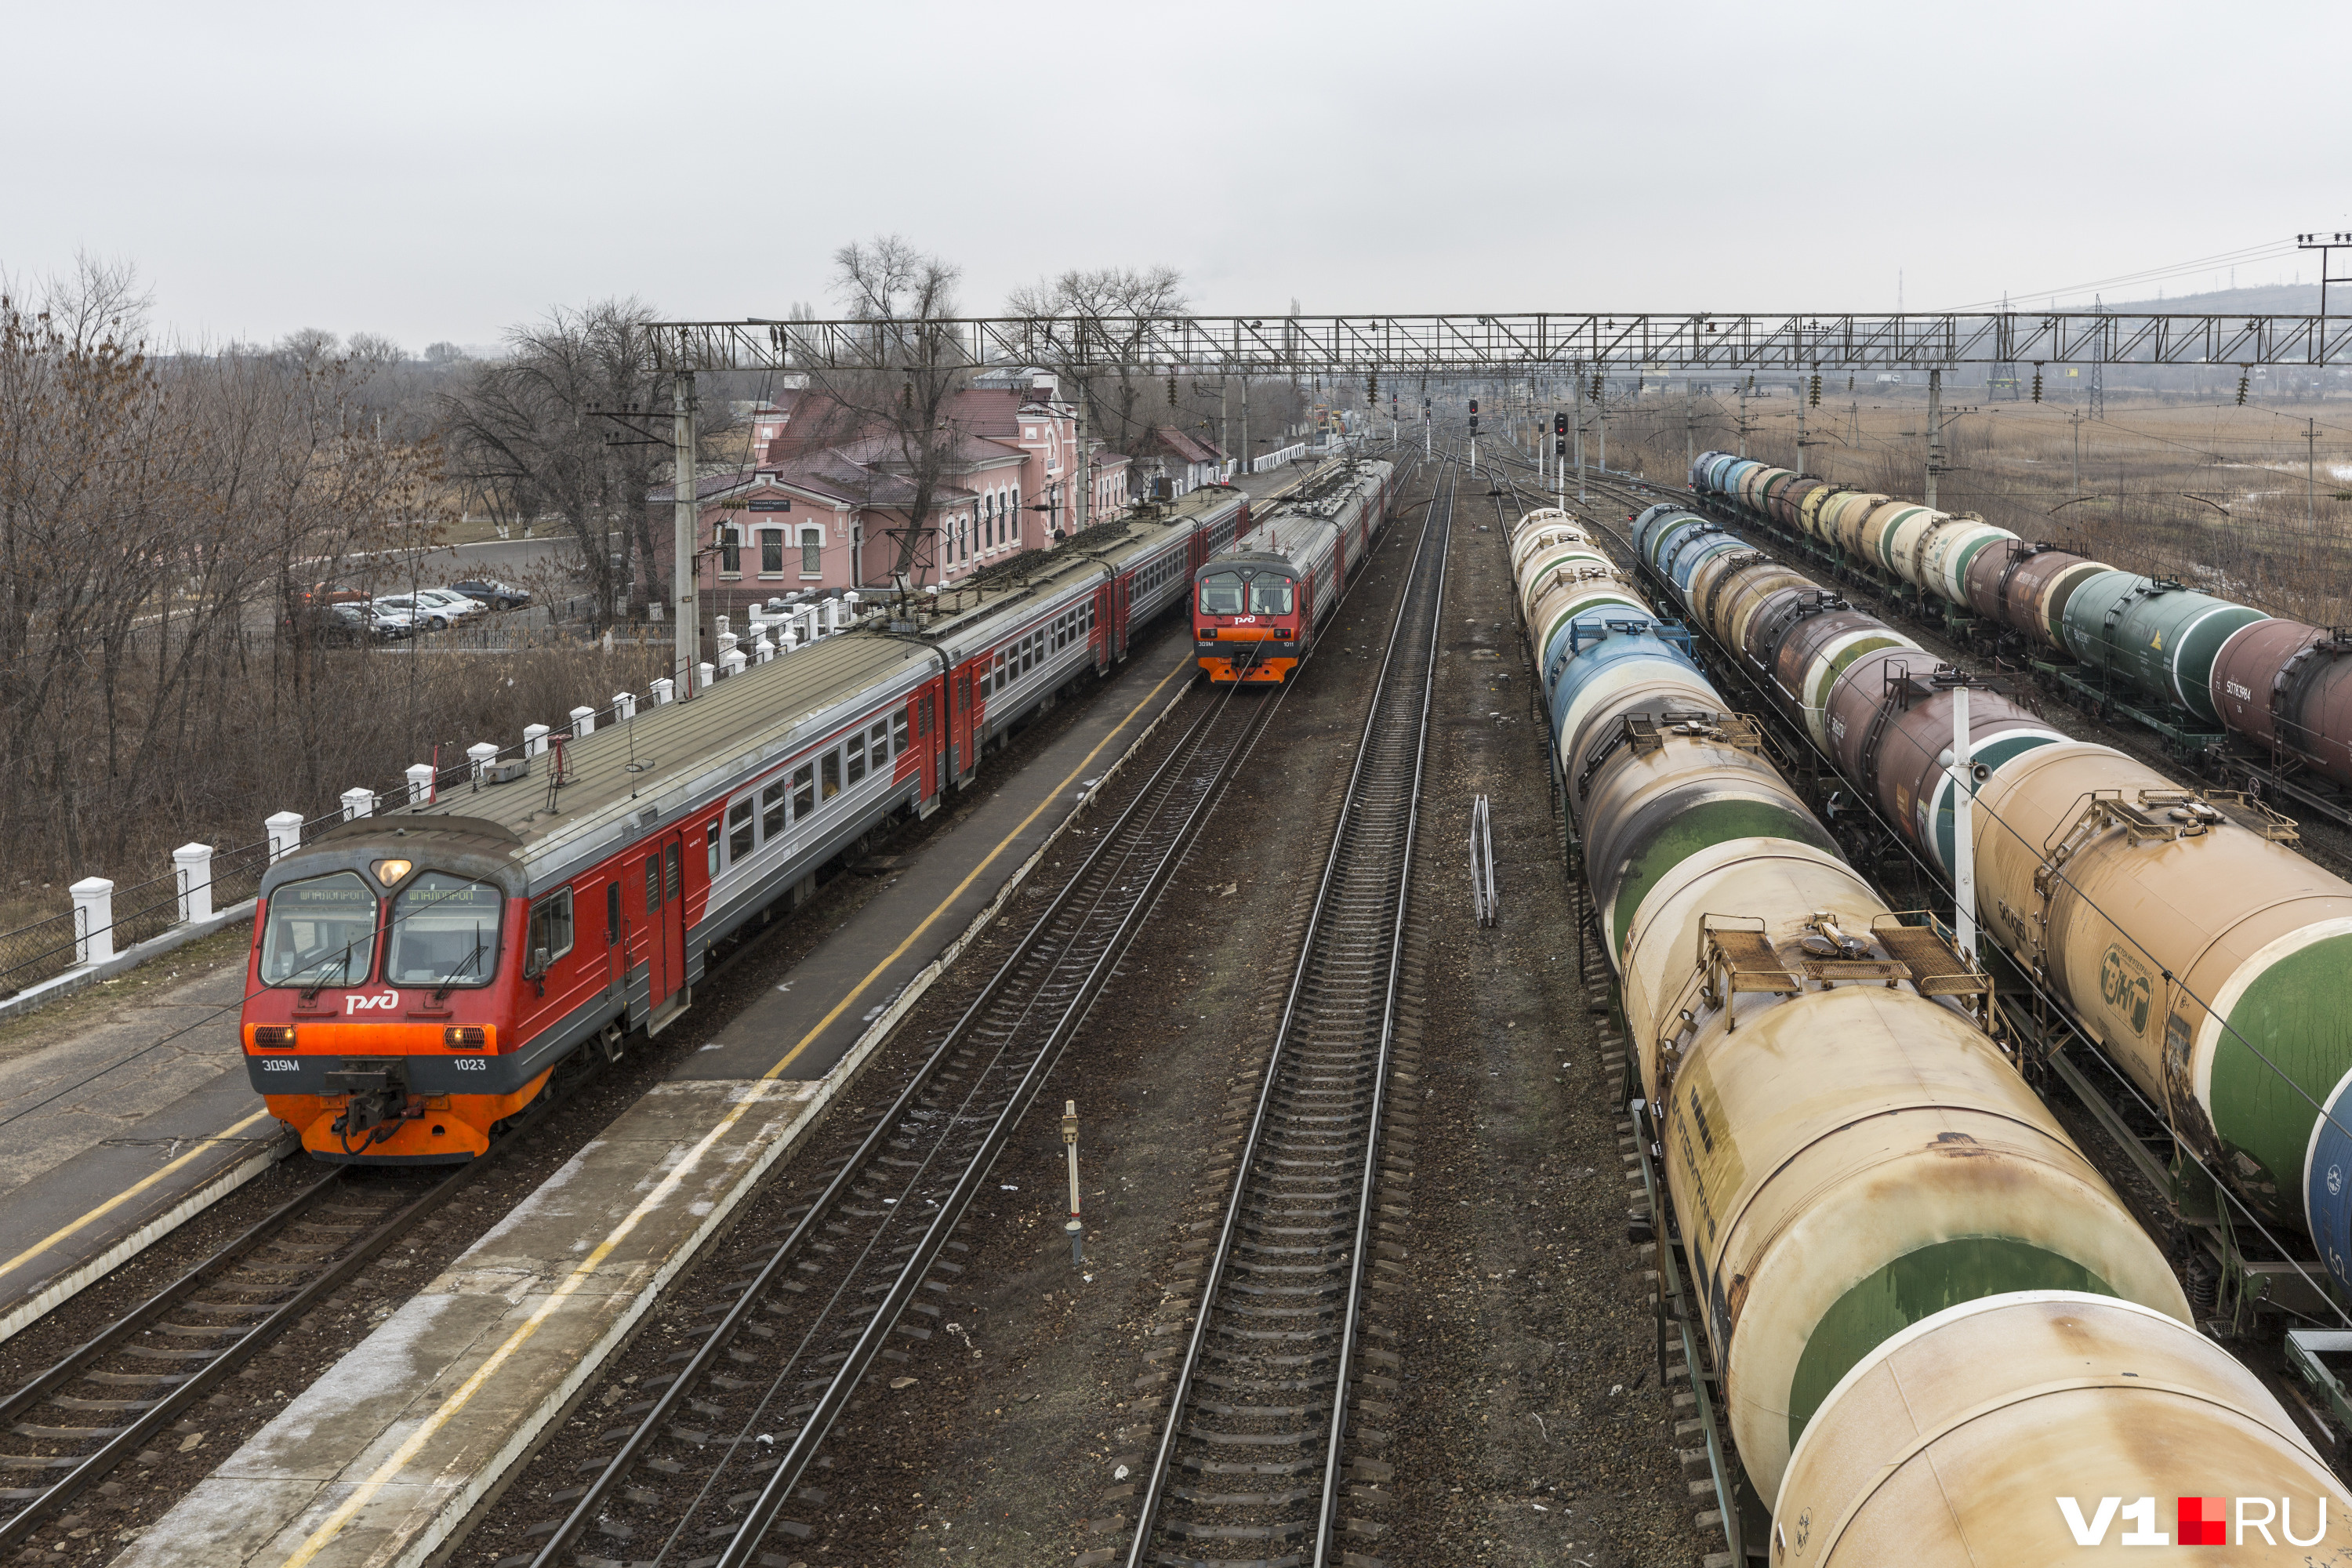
241, 482, 1264, 1162
1191, 459, 1396, 682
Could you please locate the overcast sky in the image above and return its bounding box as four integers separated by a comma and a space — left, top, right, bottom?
6, 0, 2347, 351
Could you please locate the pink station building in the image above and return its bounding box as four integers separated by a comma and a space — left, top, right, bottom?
654, 372, 1139, 622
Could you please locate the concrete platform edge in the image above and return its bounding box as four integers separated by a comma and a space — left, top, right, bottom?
390, 662, 1199, 1568
0, 1129, 296, 1352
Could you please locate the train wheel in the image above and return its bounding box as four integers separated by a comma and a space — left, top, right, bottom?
600, 1022, 626, 1064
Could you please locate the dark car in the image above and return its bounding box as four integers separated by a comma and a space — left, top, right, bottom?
289, 602, 410, 644
451, 578, 532, 609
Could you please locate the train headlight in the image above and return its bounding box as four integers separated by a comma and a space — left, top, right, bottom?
252, 1025, 296, 1049
1198, 627, 1218, 640
445, 1026, 487, 1049
372, 858, 413, 886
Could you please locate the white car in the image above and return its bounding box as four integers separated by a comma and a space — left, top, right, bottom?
374, 593, 456, 631
412, 586, 488, 620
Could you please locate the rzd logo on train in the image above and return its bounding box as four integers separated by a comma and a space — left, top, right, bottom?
2099, 945, 2154, 1036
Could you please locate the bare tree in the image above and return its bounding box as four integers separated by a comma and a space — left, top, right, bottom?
1005, 265, 1189, 449
438, 299, 662, 627
789, 237, 971, 593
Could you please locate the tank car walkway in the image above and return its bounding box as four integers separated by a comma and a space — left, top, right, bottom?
0, 960, 288, 1346
111, 626, 1210, 1568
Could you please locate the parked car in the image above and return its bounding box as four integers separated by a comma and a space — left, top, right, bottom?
412, 586, 488, 620
450, 578, 532, 610
288, 601, 411, 644
351, 603, 416, 641
374, 593, 453, 631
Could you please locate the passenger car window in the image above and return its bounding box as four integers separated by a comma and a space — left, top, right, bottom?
892, 712, 911, 756
728, 797, 754, 861
762, 779, 787, 837
792, 762, 815, 817
821, 751, 841, 800
527, 888, 574, 974
846, 732, 866, 785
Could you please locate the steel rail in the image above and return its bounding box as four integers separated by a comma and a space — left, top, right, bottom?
1125, 449, 1454, 1568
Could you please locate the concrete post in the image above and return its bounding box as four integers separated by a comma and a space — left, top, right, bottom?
71, 877, 114, 965
405, 763, 435, 804
673, 368, 699, 700
651, 677, 675, 706
613, 691, 637, 721
341, 787, 377, 821
173, 843, 214, 924
1926, 368, 1944, 510
714, 613, 730, 639
716, 631, 738, 659
266, 811, 304, 863
754, 635, 775, 664
466, 742, 499, 781
524, 724, 552, 757
697, 661, 715, 691
720, 648, 747, 679
570, 706, 595, 739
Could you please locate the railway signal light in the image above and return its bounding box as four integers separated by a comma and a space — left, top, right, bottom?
1468, 398, 1478, 415
1554, 411, 1568, 436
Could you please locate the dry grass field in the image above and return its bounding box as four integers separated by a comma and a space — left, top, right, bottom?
1530, 389, 2352, 627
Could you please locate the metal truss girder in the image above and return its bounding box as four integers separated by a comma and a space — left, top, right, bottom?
658, 312, 2352, 374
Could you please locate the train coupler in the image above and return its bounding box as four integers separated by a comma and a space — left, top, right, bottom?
325, 1062, 417, 1139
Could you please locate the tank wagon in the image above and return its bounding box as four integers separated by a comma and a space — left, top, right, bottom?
1688, 451, 2352, 803
1190, 459, 1394, 682
242, 482, 1255, 1163
1513, 506, 2352, 1559
1635, 500, 2352, 1298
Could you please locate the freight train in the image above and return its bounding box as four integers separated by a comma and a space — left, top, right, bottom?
241, 480, 1272, 1163
1687, 452, 2352, 804
1512, 506, 2352, 1560
1190, 459, 1396, 682
1630, 497, 2352, 1304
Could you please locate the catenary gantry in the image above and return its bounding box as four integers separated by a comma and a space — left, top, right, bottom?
646, 310, 2352, 375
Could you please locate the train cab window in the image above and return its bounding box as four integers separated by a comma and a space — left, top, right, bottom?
821, 751, 841, 801
728, 797, 755, 862
606, 882, 621, 945
892, 711, 911, 756
527, 889, 574, 974
260, 871, 379, 988
387, 873, 503, 989
1250, 576, 1295, 615
761, 779, 788, 839
1199, 572, 1244, 615
792, 761, 815, 817
846, 731, 867, 785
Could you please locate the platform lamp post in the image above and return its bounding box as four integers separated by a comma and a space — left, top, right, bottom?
1062, 1099, 1083, 1266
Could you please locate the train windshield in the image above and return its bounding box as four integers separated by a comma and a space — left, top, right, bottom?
1198, 572, 1244, 615
1248, 575, 1294, 615
260, 872, 379, 988
387, 873, 505, 989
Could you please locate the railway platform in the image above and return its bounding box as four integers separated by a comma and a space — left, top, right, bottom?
0, 956, 289, 1347
113, 623, 1210, 1568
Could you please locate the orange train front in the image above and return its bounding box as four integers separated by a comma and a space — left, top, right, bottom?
1192, 457, 1393, 683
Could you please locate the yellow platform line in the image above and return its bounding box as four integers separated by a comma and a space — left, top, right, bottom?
0, 1107, 275, 1287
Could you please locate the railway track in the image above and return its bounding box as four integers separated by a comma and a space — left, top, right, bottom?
517, 443, 1443, 1568
0, 1149, 514, 1554
1120, 456, 1454, 1568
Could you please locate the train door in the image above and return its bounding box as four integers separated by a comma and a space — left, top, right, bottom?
642, 832, 687, 1025
950, 670, 974, 786
1112, 571, 1134, 659
1093, 580, 1116, 670
1186, 527, 1210, 575
913, 687, 941, 809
